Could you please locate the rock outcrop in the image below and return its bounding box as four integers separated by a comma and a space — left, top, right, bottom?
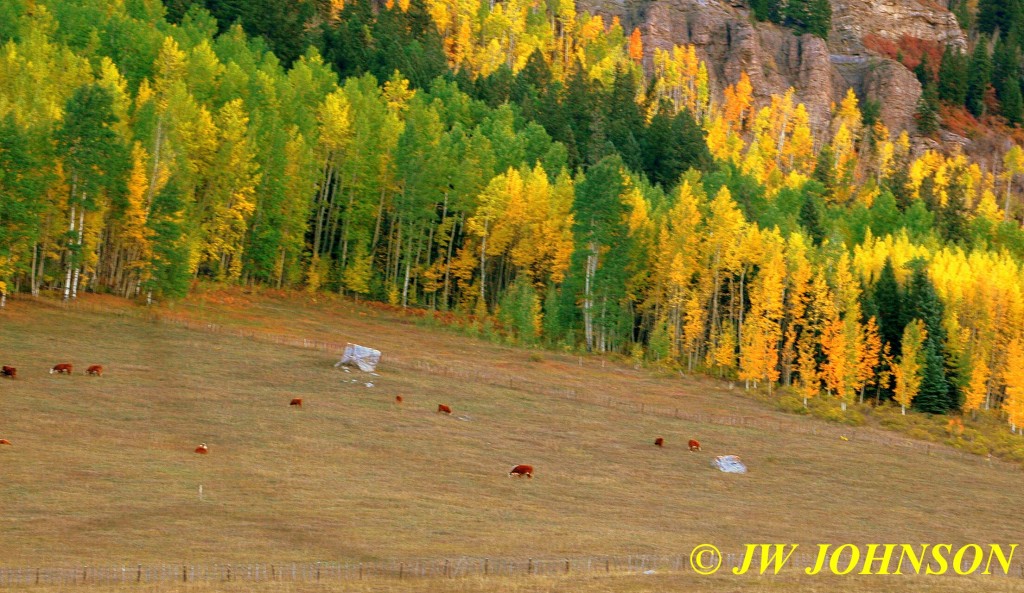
578, 0, 965, 136
831, 0, 966, 55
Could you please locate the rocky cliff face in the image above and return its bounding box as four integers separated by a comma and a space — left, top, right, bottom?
579, 0, 966, 137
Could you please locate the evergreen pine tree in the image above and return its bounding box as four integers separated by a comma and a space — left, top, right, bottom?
916, 81, 941, 134
604, 67, 645, 174
872, 258, 903, 356
938, 44, 968, 105
966, 36, 992, 117
992, 36, 1024, 124
977, 0, 1023, 37
914, 53, 932, 85
904, 264, 957, 412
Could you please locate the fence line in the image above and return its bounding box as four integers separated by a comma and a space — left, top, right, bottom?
34, 298, 1015, 468
3, 550, 1023, 587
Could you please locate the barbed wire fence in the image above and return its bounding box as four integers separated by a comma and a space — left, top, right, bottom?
3, 550, 1024, 587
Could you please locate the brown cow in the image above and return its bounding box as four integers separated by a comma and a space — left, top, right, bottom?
688, 439, 702, 452
437, 404, 452, 414
50, 363, 73, 375
395, 395, 403, 404
0, 439, 11, 445
508, 464, 533, 478
195, 443, 209, 454
289, 398, 303, 407
1, 366, 16, 378
86, 365, 103, 376
654, 437, 664, 447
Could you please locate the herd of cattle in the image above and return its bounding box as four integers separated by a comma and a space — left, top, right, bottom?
0, 361, 706, 477
1, 362, 104, 447
1, 363, 103, 378
429, 398, 702, 479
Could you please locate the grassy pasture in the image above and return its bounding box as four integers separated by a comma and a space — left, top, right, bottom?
1, 291, 1023, 592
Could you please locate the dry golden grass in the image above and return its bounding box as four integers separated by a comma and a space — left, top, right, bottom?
2, 290, 1024, 592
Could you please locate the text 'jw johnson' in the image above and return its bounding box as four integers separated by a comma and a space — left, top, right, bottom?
688, 544, 1019, 576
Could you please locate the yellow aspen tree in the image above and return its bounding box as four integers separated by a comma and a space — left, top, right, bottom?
1002, 338, 1024, 433
964, 349, 990, 416
894, 319, 927, 415
785, 103, 816, 175
796, 338, 820, 406
713, 320, 738, 376
872, 121, 894, 182
201, 98, 260, 281
780, 233, 813, 386
829, 89, 862, 203
121, 142, 156, 292
820, 317, 848, 400
1002, 144, 1024, 217
739, 228, 785, 392
857, 316, 882, 403
722, 72, 753, 134
702, 186, 746, 360
654, 178, 703, 359
628, 28, 643, 62
467, 167, 521, 310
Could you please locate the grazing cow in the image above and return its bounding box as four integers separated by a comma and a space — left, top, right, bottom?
0, 439, 11, 445
1, 366, 16, 378
86, 365, 103, 376
688, 439, 702, 452
289, 398, 303, 407
50, 363, 73, 375
437, 404, 452, 414
654, 437, 664, 447
508, 464, 533, 478
195, 443, 209, 454
395, 395, 403, 404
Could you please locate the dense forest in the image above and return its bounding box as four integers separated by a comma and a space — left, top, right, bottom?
2, 0, 1024, 428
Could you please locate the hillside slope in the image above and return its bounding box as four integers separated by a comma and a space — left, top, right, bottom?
0, 293, 1021, 577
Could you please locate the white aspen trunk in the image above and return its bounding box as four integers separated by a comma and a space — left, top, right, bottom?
1005, 175, 1012, 220
402, 223, 415, 308
277, 248, 286, 289
583, 241, 598, 352
71, 206, 85, 300
63, 203, 77, 301
479, 219, 488, 309
442, 214, 459, 308
370, 184, 388, 255
0, 291, 5, 308
30, 241, 38, 297
146, 118, 164, 209
901, 404, 906, 415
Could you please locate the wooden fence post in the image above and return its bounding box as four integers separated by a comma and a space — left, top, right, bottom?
182, 565, 187, 582
565, 559, 570, 574
399, 562, 403, 580
317, 562, 321, 581
528, 559, 533, 575
484, 558, 489, 576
